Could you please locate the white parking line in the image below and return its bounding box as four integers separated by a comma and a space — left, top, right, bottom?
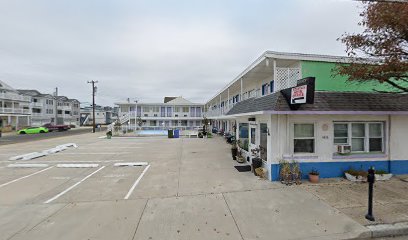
124, 164, 151, 200
57, 152, 130, 155
44, 166, 105, 204
0, 166, 54, 189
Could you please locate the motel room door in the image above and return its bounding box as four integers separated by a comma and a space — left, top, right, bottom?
249, 125, 257, 155
259, 123, 268, 161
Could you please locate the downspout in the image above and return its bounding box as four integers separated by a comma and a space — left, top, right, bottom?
388, 115, 392, 173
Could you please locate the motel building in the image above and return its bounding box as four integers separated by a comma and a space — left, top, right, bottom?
115, 96, 204, 131
205, 51, 408, 181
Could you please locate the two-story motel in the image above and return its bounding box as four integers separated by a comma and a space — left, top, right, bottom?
115, 96, 204, 130
205, 51, 408, 181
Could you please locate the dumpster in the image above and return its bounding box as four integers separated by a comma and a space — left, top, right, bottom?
252, 158, 263, 176
168, 129, 174, 138
173, 129, 180, 138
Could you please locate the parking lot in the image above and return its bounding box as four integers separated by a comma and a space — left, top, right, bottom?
0, 133, 369, 240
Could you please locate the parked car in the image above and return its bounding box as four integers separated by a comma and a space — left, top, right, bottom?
17, 127, 49, 134
42, 123, 71, 132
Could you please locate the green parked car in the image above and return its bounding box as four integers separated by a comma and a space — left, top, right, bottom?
17, 127, 49, 134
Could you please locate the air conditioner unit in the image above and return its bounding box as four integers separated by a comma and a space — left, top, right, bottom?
337, 145, 351, 155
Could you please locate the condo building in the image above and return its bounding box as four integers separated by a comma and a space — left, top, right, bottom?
0, 80, 31, 131
16, 90, 80, 127
205, 51, 408, 181
80, 104, 114, 126
115, 96, 204, 130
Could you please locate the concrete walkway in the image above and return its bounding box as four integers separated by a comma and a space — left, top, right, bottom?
300, 176, 408, 226
0, 134, 369, 240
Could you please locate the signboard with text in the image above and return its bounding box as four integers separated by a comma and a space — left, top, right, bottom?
280, 77, 315, 110
291, 85, 307, 104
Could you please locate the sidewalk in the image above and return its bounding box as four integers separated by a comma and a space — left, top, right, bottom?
300, 176, 408, 226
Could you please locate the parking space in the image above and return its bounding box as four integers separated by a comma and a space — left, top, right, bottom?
0, 133, 371, 240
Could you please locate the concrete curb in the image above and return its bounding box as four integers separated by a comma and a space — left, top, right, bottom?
356, 222, 408, 239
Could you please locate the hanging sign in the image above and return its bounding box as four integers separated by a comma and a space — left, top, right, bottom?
291, 85, 307, 104
280, 77, 315, 110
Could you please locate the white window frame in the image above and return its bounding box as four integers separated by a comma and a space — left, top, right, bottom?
292, 123, 316, 154
333, 122, 384, 153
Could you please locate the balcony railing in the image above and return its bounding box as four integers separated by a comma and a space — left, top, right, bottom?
0, 107, 31, 115
0, 92, 31, 102
120, 112, 204, 119
32, 102, 44, 107
275, 67, 301, 91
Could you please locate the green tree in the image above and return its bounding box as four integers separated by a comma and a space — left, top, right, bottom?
336, 1, 408, 92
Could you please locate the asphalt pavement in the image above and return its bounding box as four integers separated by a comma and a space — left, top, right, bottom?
0, 127, 98, 145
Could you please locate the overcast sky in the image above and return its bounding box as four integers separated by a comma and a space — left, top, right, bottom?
0, 0, 363, 106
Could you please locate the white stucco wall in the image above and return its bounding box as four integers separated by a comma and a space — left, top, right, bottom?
268, 114, 408, 164
390, 115, 408, 160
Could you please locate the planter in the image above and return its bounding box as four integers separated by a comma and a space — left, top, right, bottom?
375, 173, 393, 181
231, 148, 237, 160
345, 172, 366, 182
236, 156, 245, 163
252, 158, 263, 176
308, 174, 319, 183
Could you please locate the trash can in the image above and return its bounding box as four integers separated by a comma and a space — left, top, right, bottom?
168, 129, 174, 138
173, 129, 180, 138
252, 158, 263, 176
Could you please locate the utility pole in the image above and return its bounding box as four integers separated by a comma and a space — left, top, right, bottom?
53, 87, 58, 125
87, 80, 98, 133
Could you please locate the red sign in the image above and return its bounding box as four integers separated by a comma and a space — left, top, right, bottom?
291, 85, 307, 104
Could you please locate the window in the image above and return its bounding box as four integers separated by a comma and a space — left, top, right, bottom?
270, 81, 274, 93
333, 122, 384, 153
175, 107, 180, 112
334, 124, 348, 144
250, 128, 256, 144
143, 106, 150, 112
182, 107, 189, 113
239, 123, 249, 151
293, 124, 315, 153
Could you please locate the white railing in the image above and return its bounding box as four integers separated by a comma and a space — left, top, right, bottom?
275, 67, 301, 91
0, 107, 31, 114
31, 102, 43, 107
120, 112, 130, 124
119, 112, 204, 120
0, 92, 31, 102
119, 125, 198, 132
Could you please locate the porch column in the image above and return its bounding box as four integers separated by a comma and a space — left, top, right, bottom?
219, 95, 222, 115
27, 116, 30, 126
240, 78, 243, 101
8, 116, 11, 125
16, 116, 19, 129
273, 59, 277, 92
227, 88, 230, 109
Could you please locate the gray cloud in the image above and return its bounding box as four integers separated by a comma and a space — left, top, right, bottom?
0, 0, 362, 106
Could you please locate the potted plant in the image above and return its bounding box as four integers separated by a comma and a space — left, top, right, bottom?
236, 150, 245, 163
344, 168, 368, 182
106, 130, 112, 139
231, 141, 238, 160
308, 168, 319, 183
375, 170, 393, 181
279, 160, 292, 185
291, 161, 302, 185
